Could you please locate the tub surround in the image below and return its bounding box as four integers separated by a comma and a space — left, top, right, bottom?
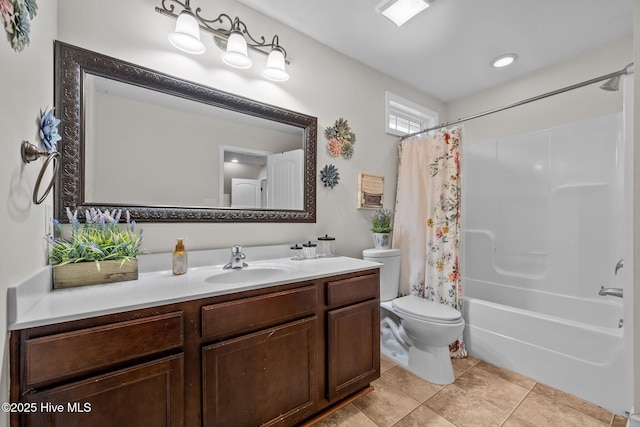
8, 244, 381, 330
462, 107, 633, 416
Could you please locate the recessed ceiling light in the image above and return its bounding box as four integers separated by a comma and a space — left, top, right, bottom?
231, 158, 239, 163
376, 0, 430, 27
491, 53, 518, 68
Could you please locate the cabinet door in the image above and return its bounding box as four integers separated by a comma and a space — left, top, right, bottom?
327, 299, 380, 401
202, 317, 318, 427
23, 355, 183, 427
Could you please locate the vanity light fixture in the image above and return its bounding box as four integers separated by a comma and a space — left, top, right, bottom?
376, 0, 430, 27
221, 23, 253, 69
168, 5, 205, 54
156, 0, 290, 81
491, 53, 518, 68
262, 37, 289, 82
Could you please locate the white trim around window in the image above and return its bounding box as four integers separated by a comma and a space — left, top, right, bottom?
385, 91, 439, 137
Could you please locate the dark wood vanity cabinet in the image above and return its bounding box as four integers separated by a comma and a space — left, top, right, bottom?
10, 268, 380, 427
200, 285, 319, 427
325, 273, 381, 402
12, 311, 185, 427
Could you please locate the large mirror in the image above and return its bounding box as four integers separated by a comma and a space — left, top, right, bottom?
54, 41, 317, 222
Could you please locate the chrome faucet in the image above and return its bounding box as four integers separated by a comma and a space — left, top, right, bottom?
615, 259, 624, 276
599, 286, 623, 298
223, 245, 248, 269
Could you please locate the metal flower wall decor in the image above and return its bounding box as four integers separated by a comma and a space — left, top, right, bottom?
39, 107, 61, 153
325, 117, 356, 159
1, 0, 37, 52
320, 164, 340, 189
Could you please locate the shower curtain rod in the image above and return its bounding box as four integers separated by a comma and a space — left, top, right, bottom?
399, 63, 634, 141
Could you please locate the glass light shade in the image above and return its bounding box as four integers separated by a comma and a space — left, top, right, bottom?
262, 48, 289, 82
168, 10, 206, 54
221, 31, 253, 69
378, 0, 429, 26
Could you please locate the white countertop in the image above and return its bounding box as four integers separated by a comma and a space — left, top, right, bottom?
8, 245, 380, 330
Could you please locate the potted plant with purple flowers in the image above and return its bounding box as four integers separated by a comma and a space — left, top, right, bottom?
48, 207, 144, 289
371, 207, 393, 249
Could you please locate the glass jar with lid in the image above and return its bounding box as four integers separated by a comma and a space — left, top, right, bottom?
290, 244, 304, 260
317, 234, 336, 257
302, 241, 317, 259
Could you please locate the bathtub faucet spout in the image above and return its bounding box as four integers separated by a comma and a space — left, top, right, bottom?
599, 286, 623, 298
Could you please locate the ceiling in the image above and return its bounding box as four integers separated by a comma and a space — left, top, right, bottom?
239, 0, 633, 102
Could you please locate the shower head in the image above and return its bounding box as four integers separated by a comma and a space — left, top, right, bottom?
599, 76, 620, 91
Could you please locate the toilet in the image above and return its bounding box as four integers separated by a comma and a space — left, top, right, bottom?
363, 248, 465, 385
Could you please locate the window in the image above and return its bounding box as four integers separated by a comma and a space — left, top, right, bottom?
385, 91, 439, 137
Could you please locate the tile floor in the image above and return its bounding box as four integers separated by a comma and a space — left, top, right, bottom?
314, 356, 628, 427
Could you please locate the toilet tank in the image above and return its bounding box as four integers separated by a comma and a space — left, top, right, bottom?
363, 248, 401, 302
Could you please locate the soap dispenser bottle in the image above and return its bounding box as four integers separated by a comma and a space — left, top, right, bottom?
173, 238, 187, 275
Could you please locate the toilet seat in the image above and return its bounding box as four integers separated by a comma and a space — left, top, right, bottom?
392, 295, 462, 324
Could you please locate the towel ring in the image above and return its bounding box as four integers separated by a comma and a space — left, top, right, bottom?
21, 141, 60, 205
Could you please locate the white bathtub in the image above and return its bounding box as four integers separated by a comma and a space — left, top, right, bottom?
463, 278, 631, 414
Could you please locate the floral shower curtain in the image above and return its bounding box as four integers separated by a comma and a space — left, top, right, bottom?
392, 127, 466, 358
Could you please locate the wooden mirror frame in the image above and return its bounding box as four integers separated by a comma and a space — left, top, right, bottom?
54, 41, 317, 223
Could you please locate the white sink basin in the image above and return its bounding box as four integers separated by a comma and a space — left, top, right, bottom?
204, 264, 297, 285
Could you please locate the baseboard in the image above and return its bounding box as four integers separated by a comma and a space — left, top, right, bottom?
299, 386, 374, 426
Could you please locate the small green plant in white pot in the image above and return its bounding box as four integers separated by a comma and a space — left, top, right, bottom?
371, 208, 393, 249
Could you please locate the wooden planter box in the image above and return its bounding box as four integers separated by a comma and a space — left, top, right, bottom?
53, 259, 138, 289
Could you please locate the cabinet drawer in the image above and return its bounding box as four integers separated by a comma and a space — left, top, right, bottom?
202, 285, 317, 341
24, 354, 184, 427
326, 273, 379, 307
24, 311, 183, 387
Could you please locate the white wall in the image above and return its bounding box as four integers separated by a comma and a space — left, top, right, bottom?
448, 37, 631, 143
56, 0, 445, 258
0, 2, 58, 426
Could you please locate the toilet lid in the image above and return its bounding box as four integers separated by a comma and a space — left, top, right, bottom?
392, 295, 462, 323
362, 248, 401, 258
